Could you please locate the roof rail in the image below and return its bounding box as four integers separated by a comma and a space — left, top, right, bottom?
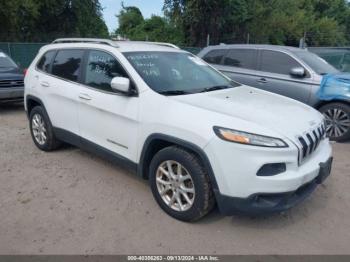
129, 41, 180, 49
52, 38, 119, 47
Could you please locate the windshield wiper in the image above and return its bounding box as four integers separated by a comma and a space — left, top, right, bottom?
199, 85, 232, 93
158, 90, 192, 96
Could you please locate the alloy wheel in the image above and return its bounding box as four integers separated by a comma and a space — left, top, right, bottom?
156, 160, 195, 212
32, 113, 47, 145
323, 108, 350, 138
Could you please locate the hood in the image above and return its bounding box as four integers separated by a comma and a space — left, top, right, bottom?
0, 67, 24, 80
171, 86, 323, 141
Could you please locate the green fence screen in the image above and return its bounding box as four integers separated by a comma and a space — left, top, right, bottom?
0, 42, 203, 69
0, 42, 46, 68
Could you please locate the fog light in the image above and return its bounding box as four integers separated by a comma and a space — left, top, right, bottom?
257, 163, 286, 176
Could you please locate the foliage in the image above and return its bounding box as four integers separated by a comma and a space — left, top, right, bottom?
163, 0, 350, 47
0, 0, 109, 42
115, 5, 184, 45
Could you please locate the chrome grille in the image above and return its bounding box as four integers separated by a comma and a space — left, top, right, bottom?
297, 123, 326, 164
0, 79, 24, 88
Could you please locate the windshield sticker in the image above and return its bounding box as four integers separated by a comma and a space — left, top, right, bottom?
0, 52, 6, 58
188, 56, 208, 66
127, 54, 159, 61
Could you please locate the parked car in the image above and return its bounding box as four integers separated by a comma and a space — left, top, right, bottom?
198, 44, 350, 141
0, 50, 24, 103
24, 38, 332, 221
309, 47, 350, 73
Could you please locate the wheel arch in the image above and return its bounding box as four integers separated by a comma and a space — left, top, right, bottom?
26, 95, 46, 117
138, 134, 219, 191
315, 99, 350, 110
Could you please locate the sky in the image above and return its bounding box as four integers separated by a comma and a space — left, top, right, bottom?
100, 0, 164, 33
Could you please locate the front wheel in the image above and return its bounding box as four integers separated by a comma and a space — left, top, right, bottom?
149, 146, 215, 222
319, 102, 350, 142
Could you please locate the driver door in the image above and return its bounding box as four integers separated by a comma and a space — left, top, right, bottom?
78, 49, 139, 162
256, 50, 312, 103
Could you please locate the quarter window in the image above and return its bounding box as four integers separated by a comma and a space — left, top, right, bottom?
37, 51, 56, 73
52, 50, 84, 82
224, 49, 257, 69
260, 50, 302, 75
202, 49, 227, 64
84, 50, 128, 92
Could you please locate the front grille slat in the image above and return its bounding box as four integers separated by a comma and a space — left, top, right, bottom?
0, 80, 24, 88
297, 123, 326, 165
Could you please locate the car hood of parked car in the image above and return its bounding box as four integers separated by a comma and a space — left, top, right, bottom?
171, 85, 324, 140
0, 67, 24, 80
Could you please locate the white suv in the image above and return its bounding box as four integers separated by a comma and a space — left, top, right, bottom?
24, 38, 333, 221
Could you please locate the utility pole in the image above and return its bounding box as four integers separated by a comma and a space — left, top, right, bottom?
207, 34, 210, 47
247, 33, 250, 44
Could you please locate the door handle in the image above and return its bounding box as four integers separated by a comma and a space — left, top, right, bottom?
40, 81, 50, 87
257, 78, 267, 84
79, 93, 92, 101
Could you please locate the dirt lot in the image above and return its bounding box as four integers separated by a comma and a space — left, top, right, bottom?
0, 103, 350, 255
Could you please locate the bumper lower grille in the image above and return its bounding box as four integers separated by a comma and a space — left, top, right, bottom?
297, 123, 326, 164
0, 79, 24, 88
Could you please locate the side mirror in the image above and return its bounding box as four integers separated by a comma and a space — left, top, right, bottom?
290, 67, 305, 78
111, 77, 130, 94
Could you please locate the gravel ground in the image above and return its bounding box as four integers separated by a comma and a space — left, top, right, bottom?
0, 103, 349, 255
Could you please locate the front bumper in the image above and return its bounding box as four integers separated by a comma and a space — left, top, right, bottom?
215, 157, 332, 216
204, 136, 333, 215
0, 87, 24, 101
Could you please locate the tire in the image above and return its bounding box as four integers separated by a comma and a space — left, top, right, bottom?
29, 106, 62, 151
149, 146, 215, 222
319, 102, 350, 142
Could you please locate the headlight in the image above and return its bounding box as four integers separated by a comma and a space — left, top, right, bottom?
213, 126, 288, 148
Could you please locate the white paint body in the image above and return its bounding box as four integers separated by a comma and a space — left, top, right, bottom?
25, 42, 332, 199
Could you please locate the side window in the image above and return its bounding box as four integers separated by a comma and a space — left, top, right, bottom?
84, 50, 128, 92
37, 51, 56, 73
52, 50, 84, 82
224, 49, 257, 69
260, 50, 302, 75
202, 49, 227, 64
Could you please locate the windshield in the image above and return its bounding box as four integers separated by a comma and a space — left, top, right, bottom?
294, 51, 338, 75
0, 52, 17, 69
124, 51, 239, 95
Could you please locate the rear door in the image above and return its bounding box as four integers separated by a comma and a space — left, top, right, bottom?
255, 50, 312, 103
78, 49, 139, 161
42, 49, 84, 135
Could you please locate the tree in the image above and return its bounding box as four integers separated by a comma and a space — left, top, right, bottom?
115, 5, 184, 44
0, 0, 109, 42
163, 0, 350, 47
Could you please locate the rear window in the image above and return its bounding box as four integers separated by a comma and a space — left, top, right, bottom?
52, 50, 84, 82
223, 49, 257, 70
202, 49, 227, 64
37, 51, 56, 73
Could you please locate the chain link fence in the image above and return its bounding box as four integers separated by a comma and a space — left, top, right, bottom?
0, 42, 46, 68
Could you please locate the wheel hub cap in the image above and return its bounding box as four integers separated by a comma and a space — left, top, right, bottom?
156, 160, 195, 212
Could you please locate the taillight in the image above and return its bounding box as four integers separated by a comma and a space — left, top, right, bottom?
23, 68, 28, 76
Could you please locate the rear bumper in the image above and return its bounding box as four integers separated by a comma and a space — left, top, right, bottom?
0, 87, 24, 101
216, 157, 333, 216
